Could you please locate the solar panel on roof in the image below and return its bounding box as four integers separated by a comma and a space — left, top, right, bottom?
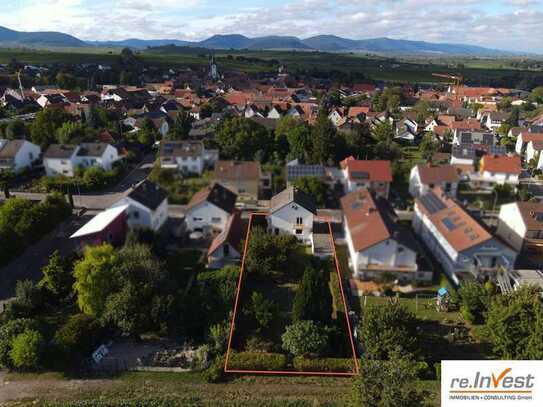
351, 171, 370, 179
536, 213, 543, 222
287, 165, 325, 181
420, 192, 446, 214
442, 217, 457, 231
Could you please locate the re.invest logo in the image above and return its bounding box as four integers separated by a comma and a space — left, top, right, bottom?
442, 361, 543, 406
449, 367, 535, 394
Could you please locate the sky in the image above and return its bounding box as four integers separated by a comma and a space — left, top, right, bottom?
1, 0, 543, 52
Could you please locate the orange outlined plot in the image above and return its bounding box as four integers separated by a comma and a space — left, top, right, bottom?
224, 213, 360, 376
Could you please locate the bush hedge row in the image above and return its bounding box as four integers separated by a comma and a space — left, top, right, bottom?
292, 357, 354, 373
227, 352, 287, 371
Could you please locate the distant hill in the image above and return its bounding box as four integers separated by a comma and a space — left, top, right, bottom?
0, 25, 527, 56
88, 39, 192, 48
0, 26, 85, 48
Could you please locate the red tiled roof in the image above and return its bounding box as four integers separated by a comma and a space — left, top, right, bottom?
340, 157, 393, 183
341, 189, 391, 252
416, 187, 492, 252
480, 154, 521, 175
348, 106, 370, 118
416, 164, 460, 184
208, 211, 245, 256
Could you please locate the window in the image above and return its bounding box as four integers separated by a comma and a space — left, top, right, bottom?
61, 160, 68, 165
211, 217, 221, 223
296, 217, 303, 225
133, 211, 140, 219
223, 245, 230, 256
296, 229, 303, 234
275, 228, 279, 235
239, 188, 246, 193
445, 183, 451, 192
29, 152, 34, 160
398, 247, 404, 253
193, 217, 203, 222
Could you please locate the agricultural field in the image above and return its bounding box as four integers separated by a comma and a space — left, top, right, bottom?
1, 46, 543, 86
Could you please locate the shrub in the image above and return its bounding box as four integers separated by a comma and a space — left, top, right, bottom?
203, 357, 225, 383
282, 320, 329, 357
0, 318, 38, 369
55, 314, 102, 363
10, 329, 44, 370
227, 352, 287, 371
293, 357, 354, 373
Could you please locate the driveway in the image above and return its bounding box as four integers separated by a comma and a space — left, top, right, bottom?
0, 213, 92, 301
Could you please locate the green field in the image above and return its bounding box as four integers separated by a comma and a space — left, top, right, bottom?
2, 370, 441, 406
1, 46, 543, 84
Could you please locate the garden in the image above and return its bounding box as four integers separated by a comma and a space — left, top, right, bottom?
225, 215, 357, 374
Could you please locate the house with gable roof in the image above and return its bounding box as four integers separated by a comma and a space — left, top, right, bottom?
267, 186, 317, 244
185, 183, 238, 234
413, 187, 516, 284
340, 156, 392, 198
497, 201, 543, 255
341, 189, 430, 283
111, 180, 169, 232
207, 211, 246, 269
409, 164, 460, 198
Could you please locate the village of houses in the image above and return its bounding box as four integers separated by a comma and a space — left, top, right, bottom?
2, 58, 543, 332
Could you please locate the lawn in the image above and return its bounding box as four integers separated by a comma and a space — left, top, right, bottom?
360, 295, 464, 323
148, 165, 212, 204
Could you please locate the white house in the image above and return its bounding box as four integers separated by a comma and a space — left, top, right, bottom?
328, 109, 345, 127
496, 201, 543, 254
515, 132, 543, 157
478, 154, 521, 187
207, 211, 245, 269
339, 156, 392, 198
0, 139, 41, 173
341, 189, 429, 282
413, 187, 517, 285
409, 164, 460, 198
111, 180, 169, 231
267, 187, 316, 244
43, 143, 119, 177
483, 111, 509, 131
526, 140, 543, 167
159, 140, 218, 175
185, 183, 238, 234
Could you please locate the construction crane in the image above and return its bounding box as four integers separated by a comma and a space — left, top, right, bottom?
432, 73, 464, 106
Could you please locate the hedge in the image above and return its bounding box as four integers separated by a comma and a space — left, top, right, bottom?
329, 271, 344, 320
227, 352, 287, 371
293, 357, 354, 373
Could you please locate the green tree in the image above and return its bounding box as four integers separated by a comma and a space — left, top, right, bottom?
350, 348, 426, 407
281, 320, 329, 357
136, 118, 158, 147
55, 121, 87, 144
413, 100, 431, 123
246, 292, 277, 333
244, 228, 299, 277
39, 251, 74, 299
311, 110, 337, 165
286, 123, 312, 162
102, 243, 168, 335
73, 244, 120, 318
419, 134, 438, 161
9, 329, 44, 371
30, 107, 72, 148
292, 176, 328, 207
292, 266, 333, 324
486, 285, 543, 359
168, 110, 194, 140
372, 121, 394, 143
359, 302, 418, 360
458, 281, 489, 324
4, 120, 27, 139
216, 117, 272, 161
